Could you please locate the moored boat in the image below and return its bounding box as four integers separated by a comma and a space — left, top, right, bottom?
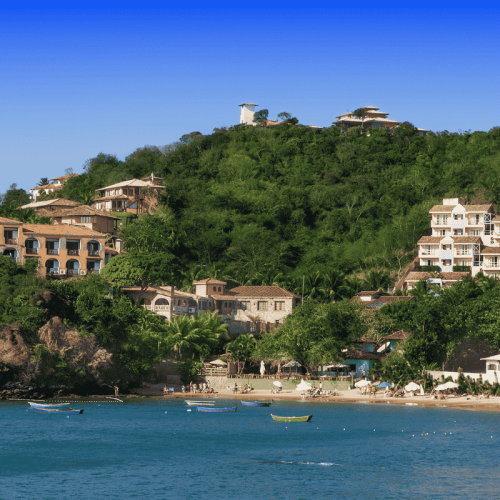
271, 414, 312, 422
32, 408, 84, 415
185, 400, 215, 406
241, 401, 272, 407
28, 402, 71, 409
197, 406, 237, 412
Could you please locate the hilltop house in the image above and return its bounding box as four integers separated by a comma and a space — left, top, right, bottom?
403, 197, 500, 289
21, 198, 82, 213
90, 175, 163, 214
30, 174, 79, 201
123, 278, 300, 334
334, 106, 428, 134
0, 216, 119, 277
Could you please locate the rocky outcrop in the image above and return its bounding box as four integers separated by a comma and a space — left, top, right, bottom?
0, 323, 30, 369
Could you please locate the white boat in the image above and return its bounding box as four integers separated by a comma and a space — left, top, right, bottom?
185, 400, 215, 406
28, 402, 71, 409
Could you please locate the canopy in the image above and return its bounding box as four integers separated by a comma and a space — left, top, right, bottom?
377, 382, 392, 388
296, 380, 312, 391
323, 363, 349, 369
210, 359, 227, 366
435, 381, 459, 391
405, 382, 420, 392
355, 380, 371, 388
273, 381, 283, 388
283, 361, 301, 368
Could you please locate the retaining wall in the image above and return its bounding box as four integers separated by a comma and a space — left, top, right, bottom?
428, 370, 500, 385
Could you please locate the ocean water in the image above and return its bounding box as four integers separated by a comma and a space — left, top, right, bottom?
0, 399, 499, 499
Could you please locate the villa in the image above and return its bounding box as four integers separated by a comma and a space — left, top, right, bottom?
30, 174, 79, 201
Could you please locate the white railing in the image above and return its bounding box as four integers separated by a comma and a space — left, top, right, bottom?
143, 305, 153, 310
483, 262, 500, 269
432, 220, 450, 226
420, 251, 438, 256
468, 219, 483, 225
155, 305, 169, 310
455, 251, 471, 256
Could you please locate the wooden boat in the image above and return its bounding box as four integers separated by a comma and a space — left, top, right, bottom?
185, 400, 215, 406
271, 414, 312, 422
28, 402, 71, 409
241, 401, 272, 407
197, 406, 237, 412
32, 408, 84, 415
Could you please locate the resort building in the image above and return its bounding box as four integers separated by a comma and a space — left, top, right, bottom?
29, 174, 79, 201
123, 278, 300, 334
403, 197, 500, 289
334, 106, 427, 134
0, 216, 118, 277
20, 198, 82, 213
90, 175, 164, 214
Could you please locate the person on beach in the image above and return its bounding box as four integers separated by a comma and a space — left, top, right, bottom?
319, 382, 323, 393
163, 385, 168, 394
114, 385, 119, 397
189, 381, 193, 393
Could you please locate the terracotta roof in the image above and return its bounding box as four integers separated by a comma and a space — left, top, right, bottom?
356, 291, 380, 297
0, 216, 23, 225
104, 246, 120, 254
452, 236, 481, 243
50, 173, 79, 181
97, 179, 164, 191
384, 330, 410, 341
22, 223, 106, 238
366, 296, 414, 307
194, 278, 227, 285
229, 286, 300, 298
481, 247, 500, 255
50, 206, 121, 219
492, 216, 500, 222
464, 204, 493, 212
211, 292, 238, 300
31, 183, 62, 190
344, 349, 386, 361
440, 272, 470, 280
20, 198, 81, 210
418, 236, 442, 244
429, 205, 456, 212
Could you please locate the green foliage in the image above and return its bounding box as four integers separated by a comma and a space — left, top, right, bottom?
178, 359, 201, 385
227, 333, 257, 375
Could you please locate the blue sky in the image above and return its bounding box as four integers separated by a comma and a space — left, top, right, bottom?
1, 1, 499, 193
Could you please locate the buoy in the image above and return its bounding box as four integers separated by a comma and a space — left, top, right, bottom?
187, 409, 191, 412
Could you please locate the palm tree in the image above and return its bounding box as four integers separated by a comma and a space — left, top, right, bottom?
342, 275, 364, 298
226, 334, 257, 375
363, 269, 392, 292
409, 280, 432, 300
320, 270, 346, 301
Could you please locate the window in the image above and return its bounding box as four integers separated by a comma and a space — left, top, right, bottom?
213, 286, 217, 291
80, 216, 91, 223
470, 229, 480, 236
438, 230, 446, 236
257, 301, 268, 311
218, 287, 221, 292
241, 301, 250, 310
275, 301, 285, 311
95, 203, 102, 210
490, 257, 498, 267
453, 229, 463, 235
275, 320, 280, 326
454, 214, 463, 220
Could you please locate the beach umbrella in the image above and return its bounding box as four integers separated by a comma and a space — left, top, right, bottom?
260, 360, 266, 376
273, 381, 283, 388
405, 382, 420, 392
377, 382, 392, 388
443, 381, 459, 389
296, 380, 312, 391
210, 359, 227, 366
435, 383, 447, 391
355, 380, 371, 388
283, 361, 301, 367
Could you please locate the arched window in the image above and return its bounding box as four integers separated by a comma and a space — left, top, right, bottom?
87, 240, 100, 256
66, 259, 80, 276
25, 238, 39, 255
218, 287, 221, 292
155, 298, 169, 311
45, 259, 60, 274
3, 248, 17, 260
213, 286, 216, 291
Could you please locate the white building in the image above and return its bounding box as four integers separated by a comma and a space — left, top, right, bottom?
30, 174, 79, 201
238, 102, 258, 126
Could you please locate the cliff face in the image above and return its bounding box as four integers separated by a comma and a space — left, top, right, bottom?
0, 324, 30, 370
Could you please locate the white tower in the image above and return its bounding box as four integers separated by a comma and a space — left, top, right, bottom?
238, 102, 258, 125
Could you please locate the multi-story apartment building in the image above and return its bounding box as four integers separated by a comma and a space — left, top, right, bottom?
91, 175, 163, 214
404, 198, 500, 289
0, 216, 118, 277
30, 174, 79, 201
124, 278, 300, 334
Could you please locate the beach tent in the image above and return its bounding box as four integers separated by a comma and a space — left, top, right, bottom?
443, 381, 459, 389
296, 380, 312, 391
273, 381, 283, 388
355, 380, 371, 388
283, 360, 302, 375
405, 382, 420, 392
377, 382, 392, 388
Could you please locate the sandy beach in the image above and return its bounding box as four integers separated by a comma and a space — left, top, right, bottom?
133, 385, 500, 413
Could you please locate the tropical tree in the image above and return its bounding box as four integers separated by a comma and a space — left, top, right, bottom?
363, 269, 393, 292
226, 334, 257, 375
253, 109, 269, 126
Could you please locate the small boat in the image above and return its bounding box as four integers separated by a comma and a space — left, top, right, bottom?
28, 402, 71, 409
185, 400, 215, 406
32, 408, 84, 415
271, 414, 312, 422
241, 401, 272, 407
197, 406, 237, 412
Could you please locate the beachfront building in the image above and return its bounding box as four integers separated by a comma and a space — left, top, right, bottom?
29, 174, 79, 201
123, 278, 300, 334
91, 175, 163, 214
403, 197, 500, 288
0, 216, 119, 277
334, 106, 428, 134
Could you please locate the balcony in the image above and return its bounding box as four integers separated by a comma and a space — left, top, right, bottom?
25, 248, 38, 255
5, 238, 18, 244
468, 219, 483, 226
432, 220, 450, 226
87, 249, 100, 256
420, 251, 438, 256
483, 262, 500, 269
87, 269, 100, 274
67, 249, 80, 256
455, 251, 472, 256
67, 269, 79, 277
47, 248, 59, 255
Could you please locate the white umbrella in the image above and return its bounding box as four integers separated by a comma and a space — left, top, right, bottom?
260, 360, 266, 376
405, 382, 420, 392
355, 380, 371, 388
296, 380, 312, 391
435, 383, 447, 391
210, 359, 227, 366
273, 381, 283, 388
444, 381, 459, 389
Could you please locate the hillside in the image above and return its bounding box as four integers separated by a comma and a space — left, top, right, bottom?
9, 122, 500, 295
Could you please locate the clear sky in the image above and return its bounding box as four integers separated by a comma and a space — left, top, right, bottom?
1, 1, 499, 193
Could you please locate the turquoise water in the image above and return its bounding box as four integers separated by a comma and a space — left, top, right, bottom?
1, 399, 499, 499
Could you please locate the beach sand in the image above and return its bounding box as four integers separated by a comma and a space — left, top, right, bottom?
133, 385, 500, 413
